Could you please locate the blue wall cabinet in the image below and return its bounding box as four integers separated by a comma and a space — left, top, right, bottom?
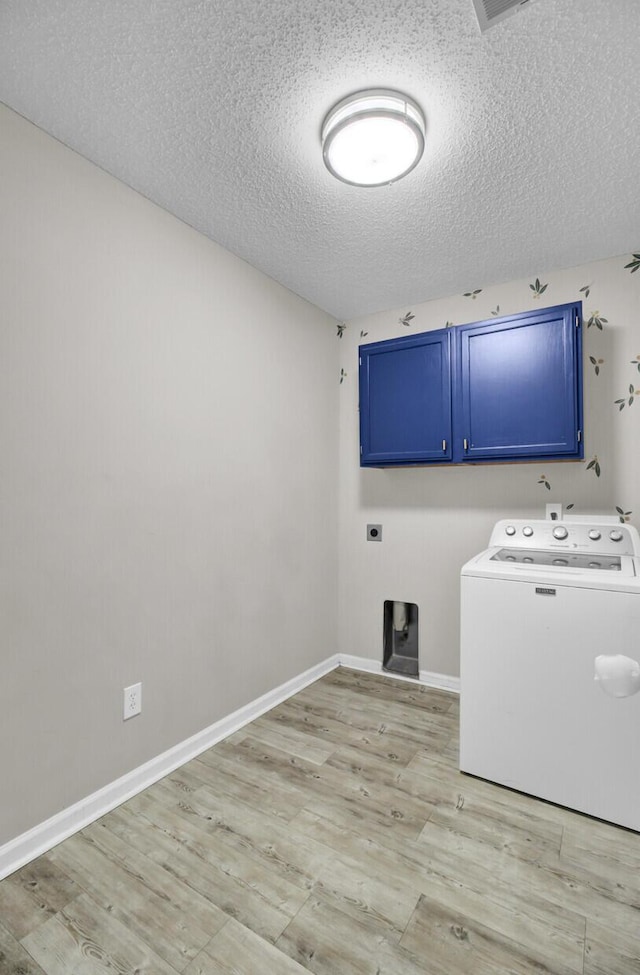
359, 329, 452, 465
359, 302, 583, 467
456, 303, 582, 462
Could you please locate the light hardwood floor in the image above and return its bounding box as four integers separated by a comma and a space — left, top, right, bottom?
1, 667, 639, 974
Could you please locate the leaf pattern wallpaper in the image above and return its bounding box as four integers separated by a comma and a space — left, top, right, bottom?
587, 311, 608, 330
529, 278, 548, 298
340, 250, 639, 527
337, 251, 640, 678
589, 356, 604, 376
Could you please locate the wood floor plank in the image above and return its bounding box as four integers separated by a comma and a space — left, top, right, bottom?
0, 918, 47, 975
400, 891, 581, 975
425, 789, 564, 867
49, 823, 226, 971
319, 740, 567, 872
437, 735, 459, 765
402, 862, 585, 974
291, 806, 587, 964
264, 695, 445, 766
246, 715, 336, 765
158, 762, 223, 797
563, 814, 640, 867
147, 773, 419, 939
319, 668, 456, 714
104, 794, 306, 943
184, 917, 312, 974
276, 893, 438, 975
321, 745, 440, 824
409, 749, 588, 830
21, 892, 180, 975
419, 818, 640, 938
128, 787, 310, 915
0, 854, 79, 941
293, 679, 459, 739
147, 776, 328, 893
278, 678, 453, 726
189, 749, 308, 822
308, 679, 458, 744
290, 805, 428, 890
310, 852, 418, 939
561, 819, 640, 892
211, 734, 432, 840
584, 919, 640, 975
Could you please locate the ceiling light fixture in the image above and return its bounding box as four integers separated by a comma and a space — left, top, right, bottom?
321, 88, 426, 188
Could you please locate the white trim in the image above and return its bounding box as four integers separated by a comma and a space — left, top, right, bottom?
0, 650, 458, 881
338, 653, 460, 693
0, 654, 339, 882
418, 668, 460, 694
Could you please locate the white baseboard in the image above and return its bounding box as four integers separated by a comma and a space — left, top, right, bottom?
338, 653, 460, 694
0, 653, 340, 882
0, 651, 457, 881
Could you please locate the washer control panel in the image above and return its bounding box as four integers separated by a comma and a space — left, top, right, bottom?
489, 519, 640, 556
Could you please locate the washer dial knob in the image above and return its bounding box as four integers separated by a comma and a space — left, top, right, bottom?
522, 526, 534, 537
588, 529, 601, 541
610, 530, 624, 542
552, 526, 568, 540
505, 525, 516, 536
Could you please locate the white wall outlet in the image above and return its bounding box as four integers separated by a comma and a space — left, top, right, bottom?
123, 682, 142, 720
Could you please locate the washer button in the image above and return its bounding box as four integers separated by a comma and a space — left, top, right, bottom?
552, 526, 568, 540
610, 530, 624, 542
505, 525, 516, 536
588, 529, 601, 541
522, 526, 534, 537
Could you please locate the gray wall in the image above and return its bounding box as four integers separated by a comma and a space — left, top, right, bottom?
0, 105, 338, 846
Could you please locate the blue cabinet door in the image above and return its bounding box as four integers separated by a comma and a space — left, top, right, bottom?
454, 302, 582, 462
359, 330, 452, 466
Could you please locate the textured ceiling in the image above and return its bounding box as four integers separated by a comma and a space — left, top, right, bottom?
0, 0, 638, 320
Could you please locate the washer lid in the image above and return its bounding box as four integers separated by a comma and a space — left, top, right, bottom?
462, 547, 640, 592
491, 548, 622, 572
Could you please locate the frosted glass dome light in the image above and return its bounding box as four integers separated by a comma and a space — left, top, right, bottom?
321, 89, 426, 187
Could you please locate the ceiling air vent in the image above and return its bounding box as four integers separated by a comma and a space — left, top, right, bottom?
472, 0, 535, 32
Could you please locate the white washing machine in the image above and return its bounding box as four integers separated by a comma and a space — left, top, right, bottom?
460, 517, 640, 831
